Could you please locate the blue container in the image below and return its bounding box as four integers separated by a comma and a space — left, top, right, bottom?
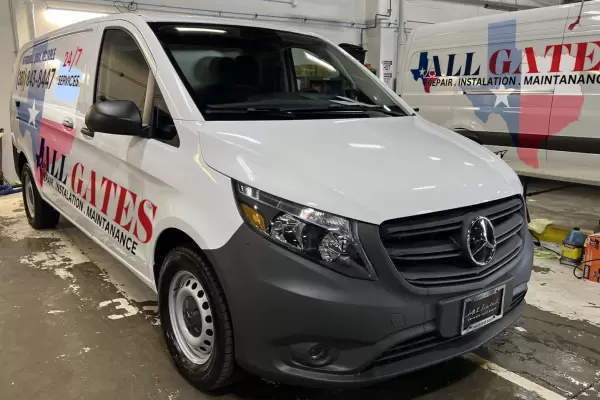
0, 185, 22, 196
560, 227, 587, 266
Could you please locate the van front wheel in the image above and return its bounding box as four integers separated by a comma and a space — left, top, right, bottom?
158, 245, 234, 391
21, 164, 60, 229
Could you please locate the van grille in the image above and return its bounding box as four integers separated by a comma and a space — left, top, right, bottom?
379, 197, 525, 288
510, 290, 527, 309
371, 333, 451, 368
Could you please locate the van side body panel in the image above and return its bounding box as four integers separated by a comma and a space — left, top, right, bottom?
10, 16, 243, 290
545, 1, 600, 185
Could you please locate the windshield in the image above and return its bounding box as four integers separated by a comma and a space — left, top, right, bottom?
150, 23, 407, 121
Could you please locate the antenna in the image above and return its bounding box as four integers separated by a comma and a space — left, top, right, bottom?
568, 0, 586, 31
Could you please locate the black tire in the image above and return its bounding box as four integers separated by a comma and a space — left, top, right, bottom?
21, 163, 60, 229
158, 245, 234, 391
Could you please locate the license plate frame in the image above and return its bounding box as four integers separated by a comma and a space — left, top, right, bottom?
461, 285, 506, 335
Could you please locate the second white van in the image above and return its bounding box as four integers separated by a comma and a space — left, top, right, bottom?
399, 1, 600, 186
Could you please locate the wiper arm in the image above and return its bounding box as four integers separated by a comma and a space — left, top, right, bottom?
204, 103, 404, 117
332, 104, 405, 117
204, 106, 295, 116
205, 104, 353, 114
330, 98, 406, 117
364, 106, 405, 117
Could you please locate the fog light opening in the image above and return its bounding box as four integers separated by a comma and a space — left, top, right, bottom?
309, 344, 329, 362
290, 343, 337, 368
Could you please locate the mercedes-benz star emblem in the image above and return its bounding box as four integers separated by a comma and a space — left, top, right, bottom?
466, 217, 496, 267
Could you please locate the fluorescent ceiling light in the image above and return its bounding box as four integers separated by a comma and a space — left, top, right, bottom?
44, 9, 107, 26
304, 52, 337, 72
175, 27, 227, 34
349, 143, 384, 149
412, 186, 436, 191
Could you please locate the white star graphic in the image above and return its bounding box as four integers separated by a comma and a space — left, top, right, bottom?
28, 100, 40, 128
420, 68, 426, 76
491, 84, 511, 108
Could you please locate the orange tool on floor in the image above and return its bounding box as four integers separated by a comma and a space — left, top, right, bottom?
583, 235, 600, 283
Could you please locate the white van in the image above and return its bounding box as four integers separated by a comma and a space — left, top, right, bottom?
10, 13, 532, 390
399, 1, 600, 186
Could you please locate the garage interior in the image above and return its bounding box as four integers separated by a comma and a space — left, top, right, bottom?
1, 0, 600, 399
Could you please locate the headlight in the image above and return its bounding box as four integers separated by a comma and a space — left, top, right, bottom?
234, 182, 375, 279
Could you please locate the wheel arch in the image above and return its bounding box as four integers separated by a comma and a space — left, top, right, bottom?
17, 150, 28, 179
150, 221, 229, 292
153, 227, 200, 285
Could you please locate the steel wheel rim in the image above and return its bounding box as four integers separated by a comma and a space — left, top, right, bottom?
25, 173, 35, 217
168, 271, 215, 365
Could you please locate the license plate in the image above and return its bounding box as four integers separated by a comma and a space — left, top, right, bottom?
461, 285, 505, 335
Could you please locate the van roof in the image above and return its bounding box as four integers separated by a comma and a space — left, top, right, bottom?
27, 12, 330, 49
141, 12, 331, 37
411, 2, 572, 38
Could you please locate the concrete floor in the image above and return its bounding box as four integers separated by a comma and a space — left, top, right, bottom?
1, 186, 600, 400
525, 179, 600, 231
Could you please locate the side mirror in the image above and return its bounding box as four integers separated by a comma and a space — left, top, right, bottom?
85, 100, 142, 136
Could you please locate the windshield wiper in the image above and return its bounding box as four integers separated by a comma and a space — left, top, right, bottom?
204, 106, 297, 117
330, 97, 406, 117
203, 102, 406, 119
205, 103, 403, 116
205, 104, 364, 115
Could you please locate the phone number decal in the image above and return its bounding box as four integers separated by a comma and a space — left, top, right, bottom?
17, 68, 57, 90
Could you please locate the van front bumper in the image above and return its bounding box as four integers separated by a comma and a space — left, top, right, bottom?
207, 223, 532, 388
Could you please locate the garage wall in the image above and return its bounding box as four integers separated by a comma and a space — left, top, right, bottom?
405, 0, 500, 28
0, 1, 18, 183
24, 0, 368, 45
400, 0, 503, 56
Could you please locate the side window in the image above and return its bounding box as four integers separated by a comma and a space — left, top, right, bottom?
96, 28, 179, 147
151, 85, 179, 147
291, 48, 343, 95
95, 29, 150, 111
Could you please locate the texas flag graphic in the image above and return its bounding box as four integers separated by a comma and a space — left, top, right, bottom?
17, 40, 78, 186
464, 20, 583, 168
411, 19, 584, 169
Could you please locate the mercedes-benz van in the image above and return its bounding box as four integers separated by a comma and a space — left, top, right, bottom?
10, 13, 532, 391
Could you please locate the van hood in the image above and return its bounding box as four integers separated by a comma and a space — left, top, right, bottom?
198, 116, 522, 225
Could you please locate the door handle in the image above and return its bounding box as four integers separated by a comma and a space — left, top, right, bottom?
15, 101, 20, 108
81, 126, 94, 138
62, 118, 74, 129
